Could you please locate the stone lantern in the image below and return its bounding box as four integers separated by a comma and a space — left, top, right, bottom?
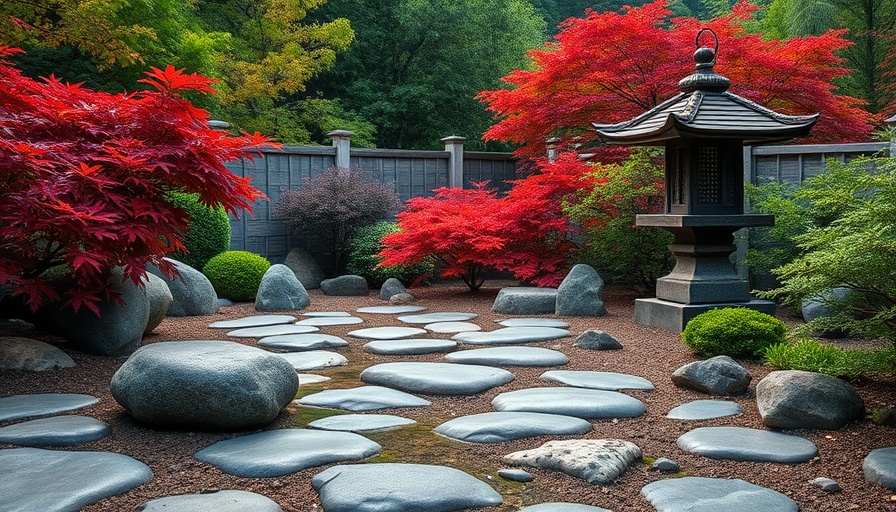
592, 29, 818, 332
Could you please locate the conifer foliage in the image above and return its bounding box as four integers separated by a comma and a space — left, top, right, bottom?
0, 47, 271, 314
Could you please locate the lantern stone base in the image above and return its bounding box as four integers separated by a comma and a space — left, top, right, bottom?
634, 298, 776, 333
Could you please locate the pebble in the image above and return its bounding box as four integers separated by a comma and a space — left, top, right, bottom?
650, 458, 680, 472
811, 477, 842, 493
498, 468, 534, 482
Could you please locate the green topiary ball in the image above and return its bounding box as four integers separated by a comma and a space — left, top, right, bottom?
202, 251, 270, 301
346, 222, 433, 288
167, 192, 231, 271
682, 307, 786, 357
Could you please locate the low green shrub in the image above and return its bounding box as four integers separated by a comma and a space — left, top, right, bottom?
346, 222, 433, 288
682, 308, 786, 357
167, 192, 231, 270
202, 250, 270, 301
764, 339, 896, 380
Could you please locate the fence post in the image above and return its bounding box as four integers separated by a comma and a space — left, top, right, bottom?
328, 130, 353, 173
442, 135, 466, 188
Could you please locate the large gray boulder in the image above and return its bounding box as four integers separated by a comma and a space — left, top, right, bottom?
255, 264, 310, 311
0, 337, 75, 371
321, 275, 369, 296
379, 278, 407, 300
147, 258, 218, 317
556, 264, 607, 317
671, 355, 752, 395
493, 287, 558, 315
143, 272, 172, 335
757, 370, 864, 430
801, 287, 855, 338
110, 340, 299, 430
284, 247, 326, 289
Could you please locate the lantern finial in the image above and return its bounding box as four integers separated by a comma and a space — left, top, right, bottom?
679, 28, 730, 93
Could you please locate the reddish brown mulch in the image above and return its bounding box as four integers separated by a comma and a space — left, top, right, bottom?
2, 282, 896, 511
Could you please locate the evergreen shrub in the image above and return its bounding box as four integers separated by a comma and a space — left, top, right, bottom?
202, 251, 270, 301
346, 222, 433, 287
682, 308, 786, 357
167, 192, 231, 270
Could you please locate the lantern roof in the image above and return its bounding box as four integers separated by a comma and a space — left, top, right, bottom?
593, 29, 818, 146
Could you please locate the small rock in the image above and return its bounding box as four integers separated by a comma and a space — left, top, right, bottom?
811, 477, 842, 493
389, 293, 415, 304
651, 458, 680, 472
320, 275, 369, 296
574, 330, 622, 350
0, 337, 75, 371
379, 278, 407, 300
498, 468, 533, 482
671, 355, 752, 395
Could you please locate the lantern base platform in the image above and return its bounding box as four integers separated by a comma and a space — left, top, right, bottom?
634, 297, 776, 333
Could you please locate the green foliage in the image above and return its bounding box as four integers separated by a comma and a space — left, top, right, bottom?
564, 149, 673, 294
167, 192, 231, 270
682, 308, 786, 357
764, 338, 896, 379
202, 250, 270, 301
346, 222, 433, 287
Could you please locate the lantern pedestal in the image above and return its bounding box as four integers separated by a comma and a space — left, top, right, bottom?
634, 214, 776, 332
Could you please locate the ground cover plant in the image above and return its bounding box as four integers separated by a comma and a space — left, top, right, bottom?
764, 338, 896, 380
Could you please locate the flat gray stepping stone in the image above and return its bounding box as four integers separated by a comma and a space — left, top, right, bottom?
498, 468, 533, 482
313, 463, 503, 512
209, 315, 296, 329
446, 346, 568, 367
361, 362, 514, 395
0, 393, 98, 422
434, 411, 590, 442
677, 426, 817, 463
492, 387, 645, 419
519, 504, 612, 512
504, 439, 641, 485
666, 400, 742, 420
275, 351, 348, 371
641, 476, 798, 512
309, 413, 416, 432
540, 370, 655, 391
864, 447, 896, 490
227, 324, 319, 337
303, 311, 352, 317
195, 429, 381, 477
139, 490, 282, 512
497, 318, 570, 328
493, 286, 558, 315
298, 386, 431, 411
295, 316, 363, 326
454, 327, 570, 345
258, 333, 349, 351
0, 447, 152, 512
364, 339, 458, 355
357, 305, 426, 314
298, 374, 331, 385
424, 321, 481, 333
397, 312, 478, 324
0, 415, 110, 447
348, 326, 428, 340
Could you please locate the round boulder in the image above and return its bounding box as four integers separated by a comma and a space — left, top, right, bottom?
110, 340, 299, 430
147, 258, 219, 317
379, 278, 407, 300
757, 370, 864, 430
556, 264, 607, 317
671, 355, 752, 395
0, 337, 75, 371
255, 264, 311, 311
321, 275, 369, 296
284, 247, 326, 289
143, 272, 172, 335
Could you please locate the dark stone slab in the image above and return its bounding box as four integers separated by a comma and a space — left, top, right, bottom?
0, 393, 98, 422
361, 362, 514, 396
493, 287, 558, 315
640, 476, 798, 512
434, 411, 590, 442
540, 370, 654, 391
297, 386, 431, 411
677, 426, 817, 463
492, 387, 645, 419
138, 490, 283, 512
446, 347, 568, 367
320, 275, 369, 296
0, 415, 110, 447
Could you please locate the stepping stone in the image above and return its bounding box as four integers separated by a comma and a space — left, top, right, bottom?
497, 318, 570, 328
446, 347, 569, 367
309, 413, 416, 432
493, 387, 646, 419
195, 429, 381, 478
397, 312, 478, 324
312, 463, 503, 512
454, 327, 570, 345
227, 324, 319, 338
504, 439, 641, 484
258, 333, 349, 351
364, 339, 458, 355
298, 374, 331, 385
666, 400, 742, 421
348, 326, 428, 340
677, 426, 817, 463
540, 370, 655, 391
298, 386, 431, 411
498, 468, 533, 482
640, 476, 798, 512
361, 362, 514, 396
0, 393, 98, 422
0, 415, 110, 447
139, 490, 283, 512
303, 311, 352, 317
424, 321, 481, 333
0, 447, 152, 512
864, 447, 896, 490
295, 316, 364, 326
434, 411, 590, 443
209, 315, 296, 329
519, 504, 612, 512
357, 305, 426, 314
275, 351, 348, 371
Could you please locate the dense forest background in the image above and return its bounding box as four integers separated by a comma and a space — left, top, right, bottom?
2, 0, 893, 150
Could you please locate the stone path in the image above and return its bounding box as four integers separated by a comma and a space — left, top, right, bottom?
258, 333, 349, 351
297, 386, 431, 411
425, 321, 482, 333
139, 490, 283, 512
434, 411, 591, 442
363, 338, 457, 355
209, 315, 296, 329
308, 413, 416, 432
492, 387, 646, 419
640, 477, 798, 512
0, 415, 110, 446
347, 326, 428, 339
275, 350, 349, 371
454, 326, 571, 345
397, 312, 478, 324
227, 324, 319, 337
361, 361, 515, 395
295, 316, 364, 326
540, 370, 655, 391
677, 426, 818, 463
445, 346, 569, 367
666, 400, 742, 421
0, 393, 98, 422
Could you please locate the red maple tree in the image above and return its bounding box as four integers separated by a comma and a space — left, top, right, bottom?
479, 0, 874, 159
0, 47, 272, 314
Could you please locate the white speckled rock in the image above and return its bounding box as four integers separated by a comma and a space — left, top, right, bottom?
504, 439, 641, 484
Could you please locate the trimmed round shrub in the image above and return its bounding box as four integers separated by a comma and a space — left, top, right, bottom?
167, 192, 231, 270
682, 308, 786, 357
202, 251, 270, 301
346, 222, 433, 288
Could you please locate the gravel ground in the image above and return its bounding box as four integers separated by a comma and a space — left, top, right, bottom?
2, 281, 896, 511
